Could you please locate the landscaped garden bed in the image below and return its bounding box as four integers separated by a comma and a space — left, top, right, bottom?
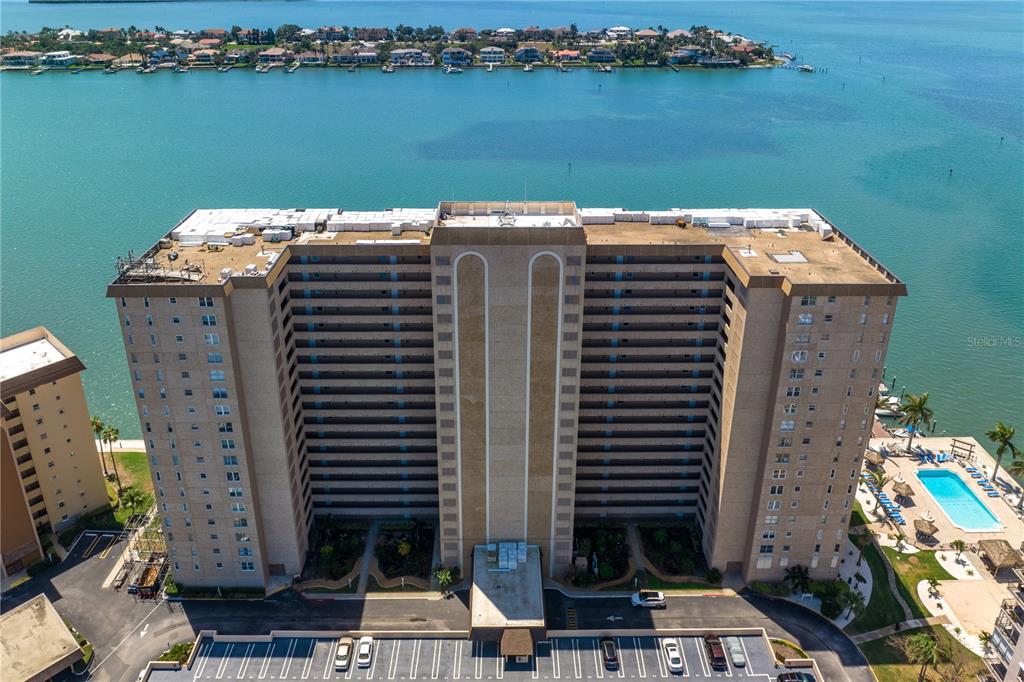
568, 522, 631, 587
639, 521, 706, 576
374, 520, 434, 579
302, 518, 368, 581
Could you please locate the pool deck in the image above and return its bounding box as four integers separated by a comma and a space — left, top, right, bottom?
859, 436, 1024, 548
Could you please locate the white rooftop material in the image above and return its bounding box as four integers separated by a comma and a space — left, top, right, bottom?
578, 208, 621, 225
770, 250, 809, 263
0, 338, 68, 382
442, 213, 578, 228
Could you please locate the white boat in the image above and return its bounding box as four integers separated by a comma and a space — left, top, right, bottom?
878, 382, 890, 396
875, 396, 905, 418
523, 64, 534, 72
443, 64, 463, 74
486, 63, 493, 72
381, 64, 395, 73
797, 64, 814, 72
595, 65, 612, 73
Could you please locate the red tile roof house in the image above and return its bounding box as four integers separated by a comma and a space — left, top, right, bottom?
201, 28, 227, 38
1, 51, 43, 67
552, 49, 580, 62
451, 27, 477, 41
635, 28, 661, 41
190, 49, 220, 64
198, 38, 222, 47
667, 28, 693, 40
729, 44, 758, 54
86, 53, 116, 65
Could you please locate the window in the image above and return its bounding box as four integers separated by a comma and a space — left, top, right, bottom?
795, 334, 810, 343
199, 296, 214, 307
767, 500, 781, 511
777, 438, 792, 448
210, 370, 225, 381
218, 422, 233, 433
771, 469, 786, 480
786, 386, 801, 397
817, 352, 827, 359
799, 295, 817, 307
797, 313, 813, 325
226, 472, 240, 482
223, 455, 238, 465
240, 561, 255, 571
780, 420, 795, 432
792, 351, 807, 363
231, 503, 246, 513
765, 515, 779, 525
228, 487, 243, 497
762, 531, 776, 540
789, 369, 804, 380
233, 518, 248, 528
858, 313, 867, 325
172, 316, 181, 324
769, 485, 784, 495
221, 439, 236, 449
775, 454, 790, 464
239, 547, 253, 557
824, 314, 833, 323
215, 405, 231, 416
759, 545, 774, 554
882, 313, 890, 325
212, 388, 228, 399
783, 404, 798, 415
201, 315, 217, 326
827, 296, 836, 303
235, 533, 250, 542
204, 333, 220, 346
207, 352, 223, 364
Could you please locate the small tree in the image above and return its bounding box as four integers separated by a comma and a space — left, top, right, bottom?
893, 632, 940, 682
397, 540, 412, 557
927, 577, 940, 596
120, 485, 150, 516
433, 565, 458, 593
979, 630, 993, 655
653, 528, 669, 545
91, 416, 108, 475
950, 539, 966, 561
704, 567, 722, 584
783, 564, 811, 594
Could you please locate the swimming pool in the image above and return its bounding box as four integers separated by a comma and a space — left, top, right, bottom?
917, 469, 1003, 532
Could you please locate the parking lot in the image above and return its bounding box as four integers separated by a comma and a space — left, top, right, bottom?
151, 634, 798, 682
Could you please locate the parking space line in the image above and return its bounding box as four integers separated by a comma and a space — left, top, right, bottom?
193, 640, 213, 681
322, 639, 337, 680
215, 644, 235, 679
453, 640, 463, 680
367, 640, 386, 680
387, 640, 401, 680
428, 640, 440, 680
408, 639, 421, 679
236, 643, 255, 679
281, 639, 299, 679
738, 639, 754, 678
568, 639, 579, 679
613, 639, 625, 679
587, 639, 603, 679
473, 640, 483, 680
633, 637, 646, 678
300, 640, 316, 679
80, 534, 100, 558
496, 641, 503, 680
97, 534, 119, 559
693, 638, 711, 678
256, 638, 272, 675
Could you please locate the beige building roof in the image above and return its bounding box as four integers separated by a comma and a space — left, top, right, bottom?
0, 595, 83, 682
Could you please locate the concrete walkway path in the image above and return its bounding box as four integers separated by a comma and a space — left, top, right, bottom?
94, 439, 146, 452
849, 615, 952, 643
875, 538, 914, 622
356, 521, 380, 595
625, 523, 645, 569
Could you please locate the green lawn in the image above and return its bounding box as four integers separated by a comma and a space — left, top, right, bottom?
846, 539, 907, 635
859, 625, 985, 681
851, 500, 870, 528
881, 547, 953, 618
111, 451, 153, 493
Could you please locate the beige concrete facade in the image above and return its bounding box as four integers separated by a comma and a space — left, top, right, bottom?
1, 327, 108, 579
107, 203, 905, 589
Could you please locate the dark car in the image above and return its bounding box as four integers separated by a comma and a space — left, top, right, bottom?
600, 637, 619, 670
703, 634, 727, 671
776, 673, 815, 682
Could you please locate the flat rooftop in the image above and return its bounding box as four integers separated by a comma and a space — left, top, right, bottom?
0, 336, 69, 383
109, 203, 901, 289
0, 594, 83, 682
470, 543, 545, 631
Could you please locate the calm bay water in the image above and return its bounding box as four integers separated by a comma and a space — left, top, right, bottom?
1, 1, 1022, 442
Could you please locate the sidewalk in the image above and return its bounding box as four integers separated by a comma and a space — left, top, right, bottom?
95, 438, 146, 452
849, 615, 951, 644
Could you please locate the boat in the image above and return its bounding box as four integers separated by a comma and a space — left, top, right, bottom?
381, 64, 395, 73
29, 67, 44, 76
175, 64, 189, 73
783, 52, 795, 61
285, 63, 298, 73
70, 67, 83, 74
347, 65, 356, 72
103, 66, 118, 74
875, 396, 905, 418
878, 382, 890, 396
595, 65, 612, 73
217, 65, 230, 73
486, 63, 493, 72
797, 64, 814, 72
443, 64, 463, 74
523, 64, 534, 72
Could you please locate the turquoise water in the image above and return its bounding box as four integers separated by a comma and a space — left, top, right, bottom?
917, 469, 1002, 532
1, 2, 1022, 440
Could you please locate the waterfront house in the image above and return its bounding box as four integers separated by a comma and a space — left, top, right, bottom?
451, 27, 477, 41
697, 55, 740, 67
171, 39, 200, 53
297, 51, 326, 65
586, 47, 616, 63
330, 46, 377, 64
96, 27, 122, 38
198, 38, 222, 48
355, 27, 391, 41
258, 47, 290, 63
552, 49, 580, 62
729, 44, 758, 55
390, 48, 432, 66
635, 28, 660, 41
441, 47, 472, 66
147, 49, 173, 64
190, 49, 219, 64
667, 28, 693, 40
606, 25, 632, 40
668, 45, 703, 63
57, 28, 84, 42
86, 53, 116, 66
42, 51, 79, 67
1, 51, 42, 67
522, 26, 542, 39
201, 28, 227, 39
514, 46, 543, 63
317, 26, 347, 42
550, 26, 571, 38
113, 53, 144, 67
478, 46, 505, 64
237, 28, 271, 45
494, 28, 516, 39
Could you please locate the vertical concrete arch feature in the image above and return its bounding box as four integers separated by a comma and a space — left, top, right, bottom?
525, 253, 564, 568
453, 253, 489, 562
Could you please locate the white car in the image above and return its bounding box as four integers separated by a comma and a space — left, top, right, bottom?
725, 637, 747, 668
662, 638, 685, 674
630, 590, 667, 609
356, 636, 374, 668
334, 636, 353, 671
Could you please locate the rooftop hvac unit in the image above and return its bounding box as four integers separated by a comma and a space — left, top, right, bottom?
219, 267, 233, 280
244, 263, 258, 275
158, 238, 173, 250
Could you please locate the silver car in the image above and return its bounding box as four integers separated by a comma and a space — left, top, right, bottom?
356, 636, 374, 668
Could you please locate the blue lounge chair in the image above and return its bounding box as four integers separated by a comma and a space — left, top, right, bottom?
970, 473, 983, 478
988, 492, 1001, 497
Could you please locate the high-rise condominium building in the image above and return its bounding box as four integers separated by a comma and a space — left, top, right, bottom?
107, 201, 905, 591
1, 327, 109, 580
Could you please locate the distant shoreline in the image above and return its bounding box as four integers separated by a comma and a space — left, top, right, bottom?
28, 0, 206, 4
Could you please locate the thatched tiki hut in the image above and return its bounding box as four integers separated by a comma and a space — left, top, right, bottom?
978, 538, 1024, 575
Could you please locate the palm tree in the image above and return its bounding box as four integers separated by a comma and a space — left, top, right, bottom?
1007, 456, 1024, 510
899, 392, 933, 453
843, 589, 866, 618
869, 469, 889, 490
102, 425, 122, 493
91, 416, 108, 475
950, 539, 967, 561
904, 632, 940, 682
927, 577, 940, 596
853, 528, 875, 566
120, 485, 150, 517
783, 564, 811, 594
986, 422, 1018, 492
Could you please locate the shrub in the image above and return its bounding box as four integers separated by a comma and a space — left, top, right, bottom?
158, 642, 195, 664
598, 562, 614, 581
750, 581, 791, 596
704, 567, 722, 584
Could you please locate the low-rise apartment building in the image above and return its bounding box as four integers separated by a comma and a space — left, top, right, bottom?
107, 201, 904, 591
